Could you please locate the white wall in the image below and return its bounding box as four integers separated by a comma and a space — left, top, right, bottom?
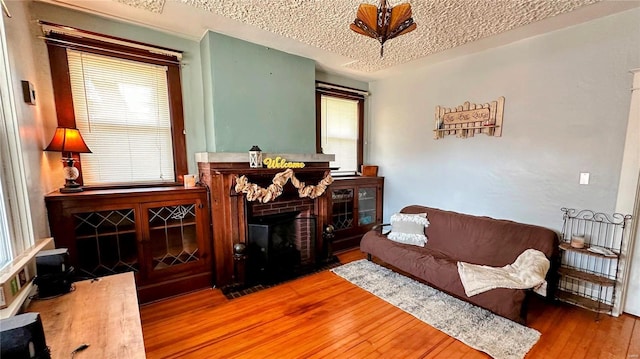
3, 1, 58, 239
369, 8, 640, 231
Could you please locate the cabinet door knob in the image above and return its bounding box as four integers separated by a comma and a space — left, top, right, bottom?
198, 203, 204, 209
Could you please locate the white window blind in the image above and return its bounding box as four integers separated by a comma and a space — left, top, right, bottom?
67, 49, 175, 185
320, 95, 358, 174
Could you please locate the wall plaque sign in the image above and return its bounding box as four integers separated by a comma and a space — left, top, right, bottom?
443, 108, 490, 124
434, 96, 505, 139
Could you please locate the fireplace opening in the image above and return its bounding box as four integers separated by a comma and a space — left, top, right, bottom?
246, 211, 316, 285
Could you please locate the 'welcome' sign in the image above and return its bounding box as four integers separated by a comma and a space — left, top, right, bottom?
263, 157, 306, 169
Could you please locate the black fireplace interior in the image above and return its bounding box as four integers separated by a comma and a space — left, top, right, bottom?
247, 211, 307, 285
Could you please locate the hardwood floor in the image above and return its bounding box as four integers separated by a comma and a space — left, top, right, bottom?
140, 250, 640, 358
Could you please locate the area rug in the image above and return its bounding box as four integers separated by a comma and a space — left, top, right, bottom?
331, 259, 540, 359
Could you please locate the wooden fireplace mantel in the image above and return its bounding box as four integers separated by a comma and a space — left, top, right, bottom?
197, 153, 333, 288
195, 152, 335, 164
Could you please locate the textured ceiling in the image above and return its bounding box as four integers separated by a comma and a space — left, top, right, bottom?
180, 0, 601, 73
108, 0, 602, 74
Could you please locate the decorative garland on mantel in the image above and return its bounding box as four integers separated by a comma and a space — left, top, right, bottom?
235, 168, 334, 203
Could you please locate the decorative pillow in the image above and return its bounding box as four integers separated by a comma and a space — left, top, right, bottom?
387, 212, 430, 247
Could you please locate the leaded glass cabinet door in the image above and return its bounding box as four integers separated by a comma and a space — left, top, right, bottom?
141, 197, 208, 280
73, 207, 139, 278
357, 187, 377, 226
331, 188, 355, 231
328, 177, 384, 252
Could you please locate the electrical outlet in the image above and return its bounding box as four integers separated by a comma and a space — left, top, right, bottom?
579, 172, 590, 185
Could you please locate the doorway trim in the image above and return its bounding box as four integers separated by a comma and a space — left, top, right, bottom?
617, 68, 640, 316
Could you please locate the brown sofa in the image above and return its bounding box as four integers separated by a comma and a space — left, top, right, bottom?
360, 205, 558, 323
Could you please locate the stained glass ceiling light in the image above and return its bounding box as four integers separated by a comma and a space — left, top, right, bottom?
350, 0, 417, 57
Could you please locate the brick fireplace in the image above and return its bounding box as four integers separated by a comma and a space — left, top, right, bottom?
197, 152, 334, 288
250, 198, 316, 265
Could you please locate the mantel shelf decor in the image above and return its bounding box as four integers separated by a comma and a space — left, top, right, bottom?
235, 169, 334, 203
434, 96, 505, 139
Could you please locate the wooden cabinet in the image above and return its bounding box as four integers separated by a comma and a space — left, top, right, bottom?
45, 187, 212, 303
328, 176, 383, 252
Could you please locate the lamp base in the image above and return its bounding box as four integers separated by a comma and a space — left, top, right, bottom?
59, 186, 83, 193
59, 158, 84, 193
59, 179, 83, 193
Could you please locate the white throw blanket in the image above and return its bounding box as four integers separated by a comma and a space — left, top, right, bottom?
457, 249, 550, 297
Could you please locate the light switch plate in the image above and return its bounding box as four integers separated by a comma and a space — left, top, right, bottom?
21, 80, 36, 105
579, 172, 590, 185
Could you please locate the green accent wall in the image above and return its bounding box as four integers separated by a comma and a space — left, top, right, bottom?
201, 31, 316, 153
200, 32, 216, 152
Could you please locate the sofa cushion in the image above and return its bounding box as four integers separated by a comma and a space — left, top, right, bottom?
388, 212, 430, 246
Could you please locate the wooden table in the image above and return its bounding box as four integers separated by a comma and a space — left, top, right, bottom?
27, 272, 146, 359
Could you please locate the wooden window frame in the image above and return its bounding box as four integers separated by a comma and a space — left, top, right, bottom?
45, 32, 187, 189
315, 82, 365, 175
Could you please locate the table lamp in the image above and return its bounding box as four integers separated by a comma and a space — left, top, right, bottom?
44, 127, 92, 193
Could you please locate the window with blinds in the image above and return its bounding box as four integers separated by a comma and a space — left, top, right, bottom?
67, 49, 175, 185
320, 95, 359, 174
